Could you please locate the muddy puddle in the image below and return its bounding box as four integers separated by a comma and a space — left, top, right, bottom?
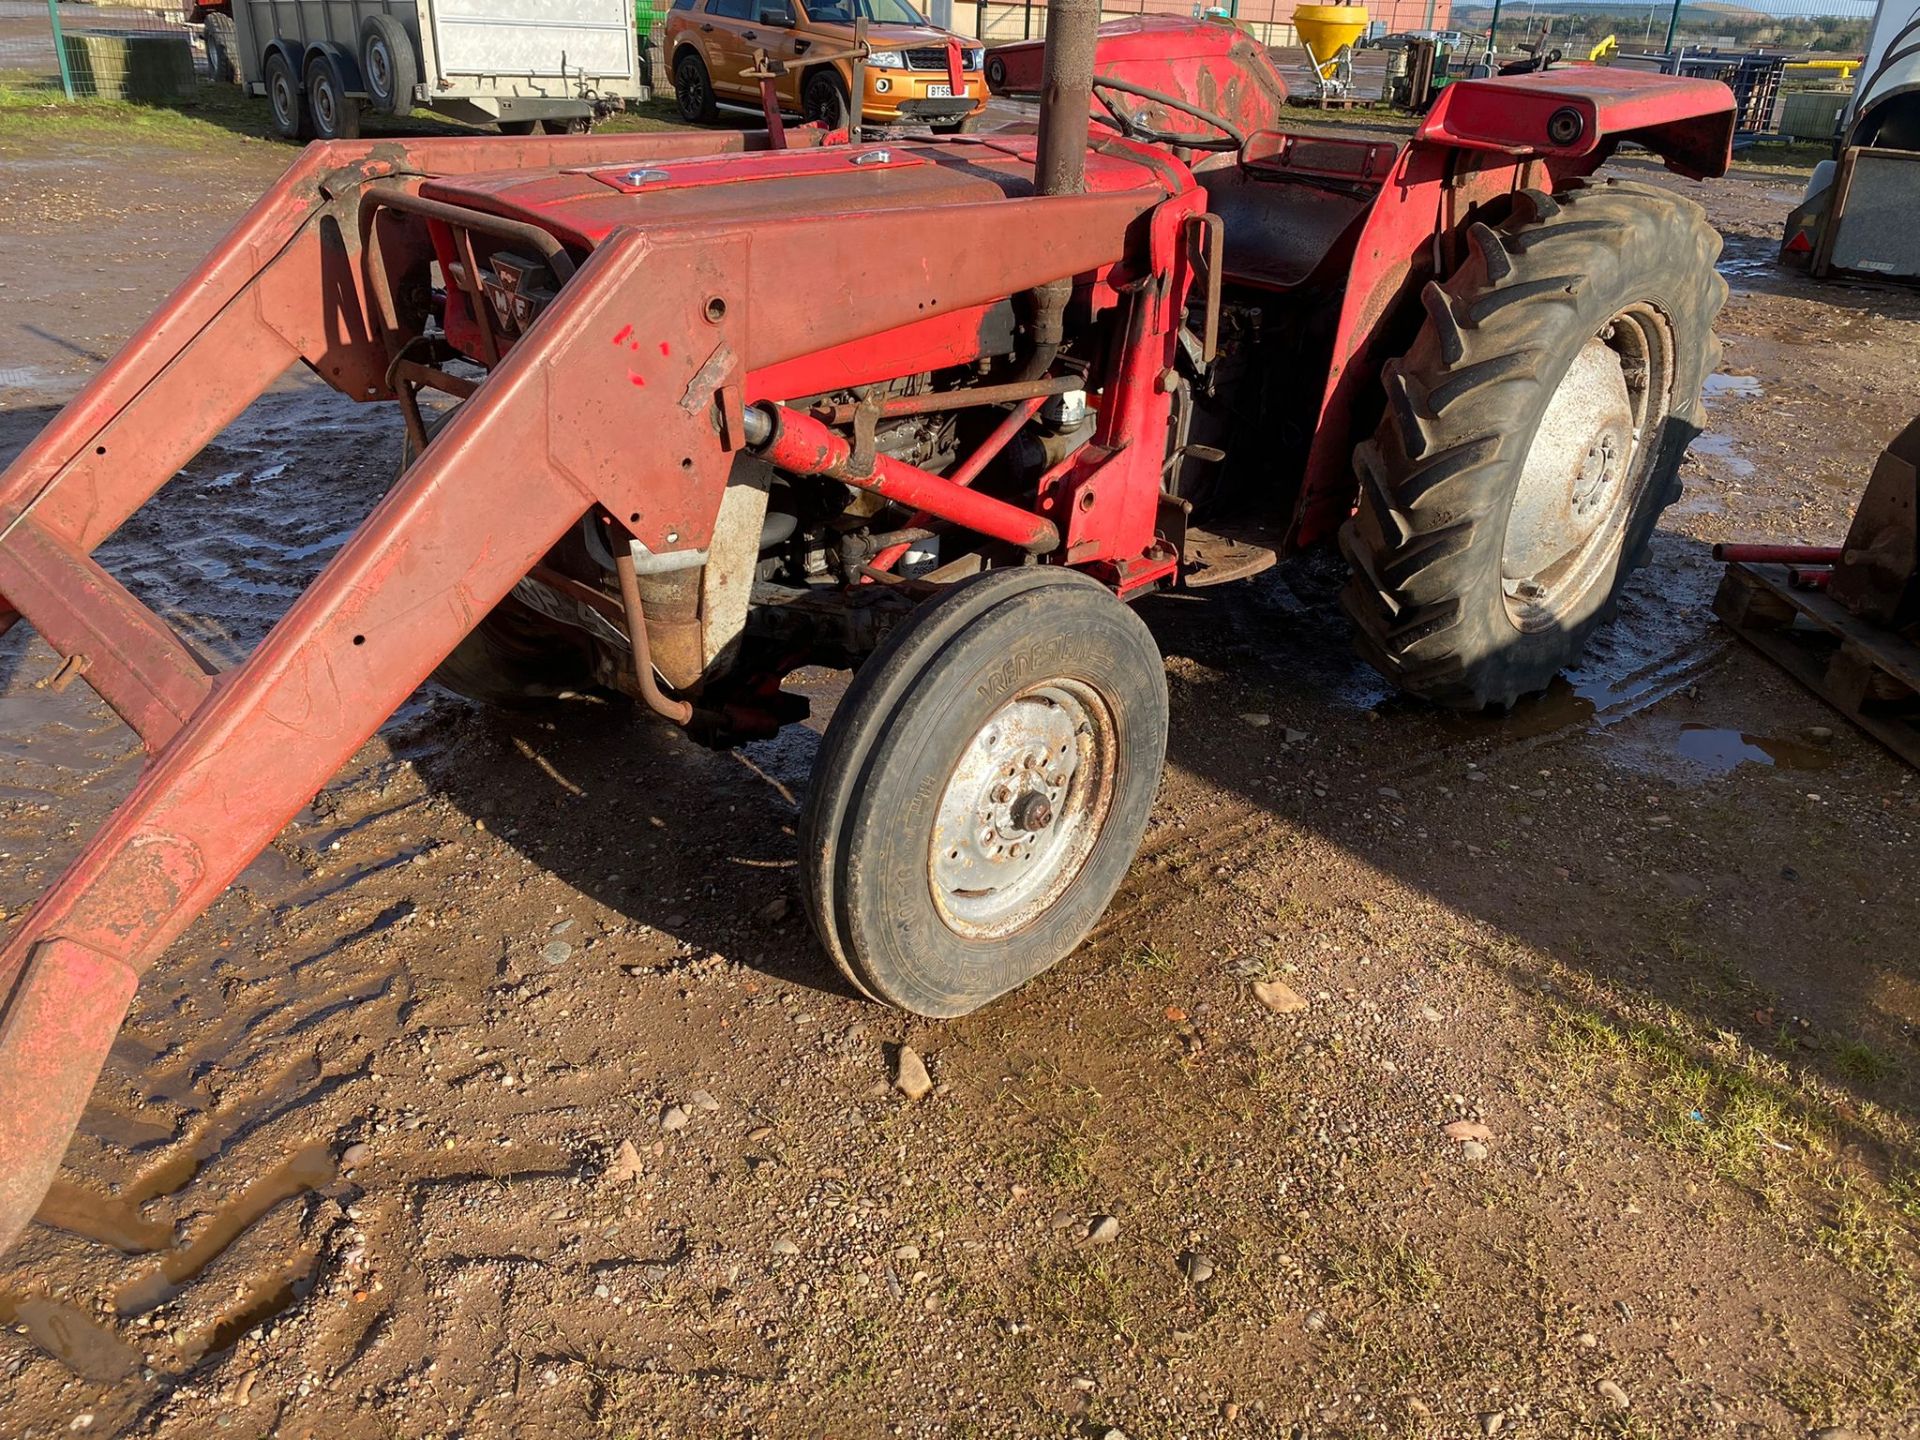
1670, 722, 1834, 774
0, 1293, 140, 1382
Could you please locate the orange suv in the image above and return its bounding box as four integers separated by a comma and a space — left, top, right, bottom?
666, 0, 988, 132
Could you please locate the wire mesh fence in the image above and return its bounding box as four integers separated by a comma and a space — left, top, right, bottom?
965, 0, 1869, 138
0, 0, 214, 100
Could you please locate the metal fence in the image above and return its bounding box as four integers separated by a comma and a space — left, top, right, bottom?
0, 0, 212, 99
968, 0, 1308, 47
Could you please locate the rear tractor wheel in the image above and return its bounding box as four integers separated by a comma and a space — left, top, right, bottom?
800, 568, 1168, 1017
1341, 180, 1727, 709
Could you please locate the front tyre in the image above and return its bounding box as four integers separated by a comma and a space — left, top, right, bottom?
800, 569, 1168, 1017
1340, 181, 1727, 709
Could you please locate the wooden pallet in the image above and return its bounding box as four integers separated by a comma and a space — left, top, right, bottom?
1713, 561, 1920, 769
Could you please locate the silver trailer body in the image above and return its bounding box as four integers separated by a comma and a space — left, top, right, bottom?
234, 0, 648, 133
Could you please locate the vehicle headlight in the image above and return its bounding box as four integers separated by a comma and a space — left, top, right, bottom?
866, 49, 905, 68
965, 47, 984, 68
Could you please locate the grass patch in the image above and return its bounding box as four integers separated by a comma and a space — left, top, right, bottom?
1123, 940, 1179, 973
0, 82, 690, 150
1732, 138, 1830, 174
1834, 1038, 1893, 1086
1549, 996, 1920, 1422
1548, 1006, 1824, 1182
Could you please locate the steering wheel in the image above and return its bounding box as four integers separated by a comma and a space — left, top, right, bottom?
1090, 75, 1245, 152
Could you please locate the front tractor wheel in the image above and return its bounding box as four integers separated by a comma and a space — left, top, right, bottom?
1340, 181, 1727, 709
800, 569, 1169, 1018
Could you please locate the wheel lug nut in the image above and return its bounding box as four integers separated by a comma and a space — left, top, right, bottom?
1010, 791, 1054, 833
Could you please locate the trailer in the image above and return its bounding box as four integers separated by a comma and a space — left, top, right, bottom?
1780, 0, 1920, 282
229, 0, 652, 140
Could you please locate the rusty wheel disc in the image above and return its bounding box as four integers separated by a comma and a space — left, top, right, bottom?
930, 679, 1116, 942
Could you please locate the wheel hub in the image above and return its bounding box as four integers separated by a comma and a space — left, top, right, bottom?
931, 683, 1112, 940
1500, 308, 1673, 632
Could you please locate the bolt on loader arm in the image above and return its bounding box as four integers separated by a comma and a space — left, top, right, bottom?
0, 135, 1170, 1255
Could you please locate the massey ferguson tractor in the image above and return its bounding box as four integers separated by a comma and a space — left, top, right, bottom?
0, 2, 1734, 1251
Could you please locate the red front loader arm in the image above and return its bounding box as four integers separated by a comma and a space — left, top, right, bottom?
0, 135, 1167, 1254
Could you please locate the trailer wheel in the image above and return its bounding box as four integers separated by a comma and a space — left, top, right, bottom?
359, 15, 417, 116
204, 11, 238, 84
803, 68, 851, 129
1340, 181, 1727, 709
799, 568, 1168, 1017
673, 50, 719, 123
264, 50, 310, 140
305, 57, 361, 141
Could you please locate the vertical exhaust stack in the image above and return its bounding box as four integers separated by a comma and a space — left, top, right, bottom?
1032, 0, 1099, 198
1018, 0, 1100, 379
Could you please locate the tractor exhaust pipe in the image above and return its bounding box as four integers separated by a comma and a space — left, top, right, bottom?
1017, 0, 1099, 381
1033, 0, 1098, 198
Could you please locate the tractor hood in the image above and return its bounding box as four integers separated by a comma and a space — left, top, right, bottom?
419, 134, 1179, 252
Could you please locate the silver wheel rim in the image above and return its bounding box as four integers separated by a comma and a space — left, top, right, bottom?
311, 74, 335, 131
271, 68, 296, 126
1501, 303, 1673, 632
368, 40, 391, 101
930, 680, 1116, 941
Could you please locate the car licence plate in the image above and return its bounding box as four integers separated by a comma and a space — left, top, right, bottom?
926, 83, 957, 97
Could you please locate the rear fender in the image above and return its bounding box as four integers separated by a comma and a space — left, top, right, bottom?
1287, 67, 1734, 548
1417, 67, 1736, 181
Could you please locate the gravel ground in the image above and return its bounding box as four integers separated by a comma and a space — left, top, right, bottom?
1, 108, 1918, 1440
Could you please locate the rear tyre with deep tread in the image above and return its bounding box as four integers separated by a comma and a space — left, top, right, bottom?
800, 569, 1168, 1017
1339, 180, 1727, 709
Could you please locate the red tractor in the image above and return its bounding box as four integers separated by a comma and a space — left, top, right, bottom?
0, 2, 1734, 1250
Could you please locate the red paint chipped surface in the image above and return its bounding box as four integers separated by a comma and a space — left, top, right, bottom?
611, 324, 634, 346
629, 371, 646, 387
